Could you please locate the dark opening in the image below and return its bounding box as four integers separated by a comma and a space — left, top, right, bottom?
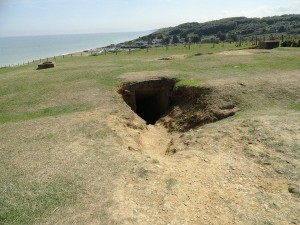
136, 94, 162, 125
119, 78, 176, 125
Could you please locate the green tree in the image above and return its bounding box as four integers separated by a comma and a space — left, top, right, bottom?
191, 36, 200, 43
217, 31, 226, 41
163, 37, 170, 45
172, 35, 180, 44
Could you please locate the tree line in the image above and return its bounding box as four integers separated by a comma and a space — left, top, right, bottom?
140, 14, 300, 44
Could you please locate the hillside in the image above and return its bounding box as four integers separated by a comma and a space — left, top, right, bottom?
0, 45, 300, 224
139, 14, 300, 43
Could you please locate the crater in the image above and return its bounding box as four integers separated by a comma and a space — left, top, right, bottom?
119, 77, 239, 131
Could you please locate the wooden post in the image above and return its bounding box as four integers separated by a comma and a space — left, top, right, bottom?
105, 49, 107, 55
116, 48, 118, 55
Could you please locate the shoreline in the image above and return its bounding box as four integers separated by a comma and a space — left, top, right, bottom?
0, 31, 153, 68
0, 45, 127, 68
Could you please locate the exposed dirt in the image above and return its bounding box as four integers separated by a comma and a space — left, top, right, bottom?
218, 49, 271, 56
161, 85, 239, 132
105, 76, 300, 225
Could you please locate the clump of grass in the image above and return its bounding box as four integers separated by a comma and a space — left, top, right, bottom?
137, 167, 151, 178
176, 79, 199, 87
166, 178, 177, 189
151, 159, 160, 164
266, 140, 286, 153
289, 103, 300, 111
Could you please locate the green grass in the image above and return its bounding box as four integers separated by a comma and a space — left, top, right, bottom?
0, 104, 92, 123
175, 77, 200, 87
0, 44, 299, 224
0, 175, 77, 225
289, 104, 300, 111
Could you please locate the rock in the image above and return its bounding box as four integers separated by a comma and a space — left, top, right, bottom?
229, 166, 236, 170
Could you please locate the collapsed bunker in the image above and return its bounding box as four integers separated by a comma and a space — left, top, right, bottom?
119, 77, 238, 131
119, 78, 176, 124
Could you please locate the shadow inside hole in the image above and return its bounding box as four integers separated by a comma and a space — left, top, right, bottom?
119, 78, 176, 125
136, 95, 162, 125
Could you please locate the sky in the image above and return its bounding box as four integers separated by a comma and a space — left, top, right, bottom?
0, 0, 300, 37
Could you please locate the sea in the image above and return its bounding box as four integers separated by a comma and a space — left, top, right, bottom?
0, 31, 152, 67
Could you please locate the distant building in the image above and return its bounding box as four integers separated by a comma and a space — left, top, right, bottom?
135, 41, 148, 47
152, 38, 162, 45
259, 41, 280, 49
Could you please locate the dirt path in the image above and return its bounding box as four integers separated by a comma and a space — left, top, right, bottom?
139, 125, 172, 155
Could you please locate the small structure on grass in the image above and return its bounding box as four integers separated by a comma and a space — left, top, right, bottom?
259, 41, 280, 49
37, 61, 55, 69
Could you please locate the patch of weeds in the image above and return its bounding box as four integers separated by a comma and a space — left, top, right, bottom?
259, 151, 270, 158
213, 135, 222, 141
248, 121, 261, 136
174, 112, 198, 130
151, 159, 160, 164
137, 167, 151, 178
243, 146, 256, 158
266, 140, 286, 153
176, 79, 199, 87
166, 178, 177, 189
275, 167, 299, 180
0, 104, 92, 123
289, 103, 300, 111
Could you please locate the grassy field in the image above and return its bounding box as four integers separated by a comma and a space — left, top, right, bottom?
0, 43, 299, 224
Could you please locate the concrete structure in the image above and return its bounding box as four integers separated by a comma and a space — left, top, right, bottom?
37, 61, 55, 69
259, 41, 280, 49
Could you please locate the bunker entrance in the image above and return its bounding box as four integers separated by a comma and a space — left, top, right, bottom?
119, 78, 176, 125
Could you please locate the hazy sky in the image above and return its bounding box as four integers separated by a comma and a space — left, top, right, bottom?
0, 0, 300, 37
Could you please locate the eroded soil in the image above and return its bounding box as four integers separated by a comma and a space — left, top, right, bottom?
106, 81, 300, 225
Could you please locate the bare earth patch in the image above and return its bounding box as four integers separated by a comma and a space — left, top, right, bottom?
219, 49, 271, 56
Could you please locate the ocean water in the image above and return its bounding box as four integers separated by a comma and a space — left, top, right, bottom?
0, 31, 152, 67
